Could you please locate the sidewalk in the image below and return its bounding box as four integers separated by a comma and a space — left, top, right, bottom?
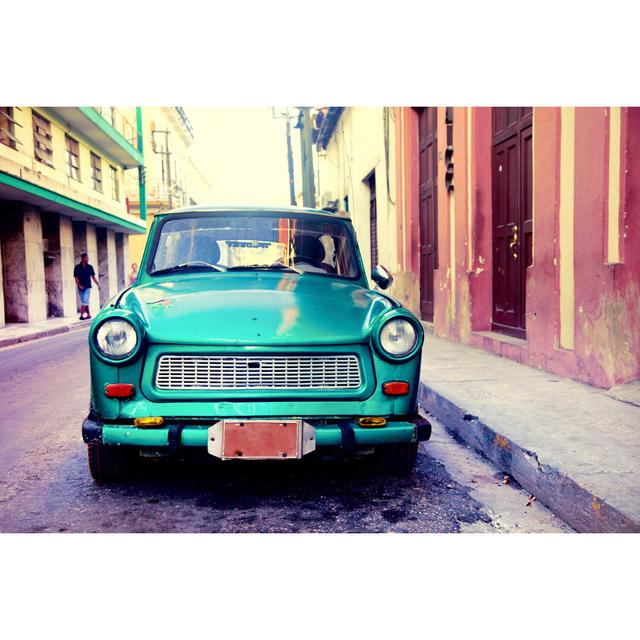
0, 316, 88, 349
419, 333, 640, 533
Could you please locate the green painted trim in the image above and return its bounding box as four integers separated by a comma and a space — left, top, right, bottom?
135, 107, 147, 221
101, 421, 418, 448
78, 107, 144, 166
0, 171, 147, 234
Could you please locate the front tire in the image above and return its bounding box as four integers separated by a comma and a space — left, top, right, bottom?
87, 443, 134, 483
378, 442, 419, 475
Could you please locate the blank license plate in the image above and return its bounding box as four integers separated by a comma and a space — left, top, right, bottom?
209, 420, 302, 460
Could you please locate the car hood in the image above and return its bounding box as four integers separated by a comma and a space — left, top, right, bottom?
119, 273, 396, 346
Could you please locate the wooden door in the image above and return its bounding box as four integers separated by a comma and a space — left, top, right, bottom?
491, 107, 532, 338
416, 107, 438, 322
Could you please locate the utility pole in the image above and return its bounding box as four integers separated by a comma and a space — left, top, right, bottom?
271, 108, 297, 206
285, 117, 296, 206
151, 129, 173, 210
296, 107, 316, 208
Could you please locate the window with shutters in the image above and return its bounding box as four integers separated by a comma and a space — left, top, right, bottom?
65, 135, 81, 181
110, 165, 119, 200
91, 152, 103, 192
32, 111, 54, 167
0, 107, 20, 149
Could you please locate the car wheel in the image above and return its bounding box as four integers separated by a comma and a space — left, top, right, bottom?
87, 443, 135, 483
378, 442, 419, 475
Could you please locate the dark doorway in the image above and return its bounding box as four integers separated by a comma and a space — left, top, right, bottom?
416, 107, 438, 322
365, 171, 378, 272
41, 213, 64, 318
491, 107, 532, 339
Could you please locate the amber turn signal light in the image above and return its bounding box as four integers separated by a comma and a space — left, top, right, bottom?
382, 381, 410, 396
358, 417, 387, 427
134, 417, 164, 427
105, 383, 135, 398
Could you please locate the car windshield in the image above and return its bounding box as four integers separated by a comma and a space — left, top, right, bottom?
149, 214, 360, 279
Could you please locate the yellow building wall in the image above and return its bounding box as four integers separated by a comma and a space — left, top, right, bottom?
0, 107, 133, 229
128, 216, 153, 266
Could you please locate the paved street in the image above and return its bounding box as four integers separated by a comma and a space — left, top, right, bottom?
0, 330, 571, 533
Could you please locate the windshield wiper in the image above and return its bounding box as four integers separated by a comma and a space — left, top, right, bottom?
152, 261, 226, 275
226, 263, 303, 274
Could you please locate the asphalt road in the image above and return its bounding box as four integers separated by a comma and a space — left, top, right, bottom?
0, 329, 572, 533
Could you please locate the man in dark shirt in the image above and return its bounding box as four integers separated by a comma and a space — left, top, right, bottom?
74, 252, 100, 320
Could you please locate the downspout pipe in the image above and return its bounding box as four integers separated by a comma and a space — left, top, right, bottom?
136, 107, 147, 221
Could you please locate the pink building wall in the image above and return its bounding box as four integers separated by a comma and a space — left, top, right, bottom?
395, 107, 640, 388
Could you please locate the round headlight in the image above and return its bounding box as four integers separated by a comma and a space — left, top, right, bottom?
379, 318, 418, 357
95, 319, 138, 359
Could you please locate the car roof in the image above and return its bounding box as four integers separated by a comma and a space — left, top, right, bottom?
156, 204, 351, 221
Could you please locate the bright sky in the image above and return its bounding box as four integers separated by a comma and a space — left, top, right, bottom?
188, 108, 302, 206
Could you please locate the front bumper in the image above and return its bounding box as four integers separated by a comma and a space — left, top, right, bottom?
82, 416, 432, 449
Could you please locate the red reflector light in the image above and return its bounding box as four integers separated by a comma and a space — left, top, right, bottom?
105, 383, 135, 398
382, 381, 410, 396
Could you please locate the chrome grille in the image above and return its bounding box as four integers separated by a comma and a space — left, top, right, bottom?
155, 354, 362, 390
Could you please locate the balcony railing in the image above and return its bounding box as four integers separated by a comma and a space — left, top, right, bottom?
92, 107, 140, 149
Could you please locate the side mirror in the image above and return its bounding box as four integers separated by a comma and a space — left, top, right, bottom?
371, 264, 394, 290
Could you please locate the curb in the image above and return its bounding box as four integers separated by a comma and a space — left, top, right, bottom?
0, 322, 88, 349
419, 381, 640, 533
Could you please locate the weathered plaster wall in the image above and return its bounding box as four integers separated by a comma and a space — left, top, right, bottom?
393, 106, 639, 388
468, 108, 493, 334
393, 107, 422, 317
41, 212, 79, 318
0, 206, 47, 323
86, 223, 99, 316
115, 233, 125, 289
42, 213, 64, 317
571, 108, 640, 385
23, 209, 47, 323
97, 228, 118, 304
59, 215, 77, 317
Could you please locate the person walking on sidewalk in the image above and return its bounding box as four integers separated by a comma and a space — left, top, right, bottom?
128, 262, 139, 286
74, 252, 100, 320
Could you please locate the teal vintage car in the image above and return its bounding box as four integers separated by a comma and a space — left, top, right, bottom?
83, 206, 430, 482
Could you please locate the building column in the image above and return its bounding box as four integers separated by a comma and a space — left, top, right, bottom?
122, 235, 130, 283
97, 228, 118, 305
86, 223, 100, 316
72, 220, 101, 317
0, 205, 47, 323
107, 230, 118, 298
72, 221, 86, 315
115, 233, 125, 289
41, 212, 76, 318
42, 213, 62, 318
59, 216, 77, 316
